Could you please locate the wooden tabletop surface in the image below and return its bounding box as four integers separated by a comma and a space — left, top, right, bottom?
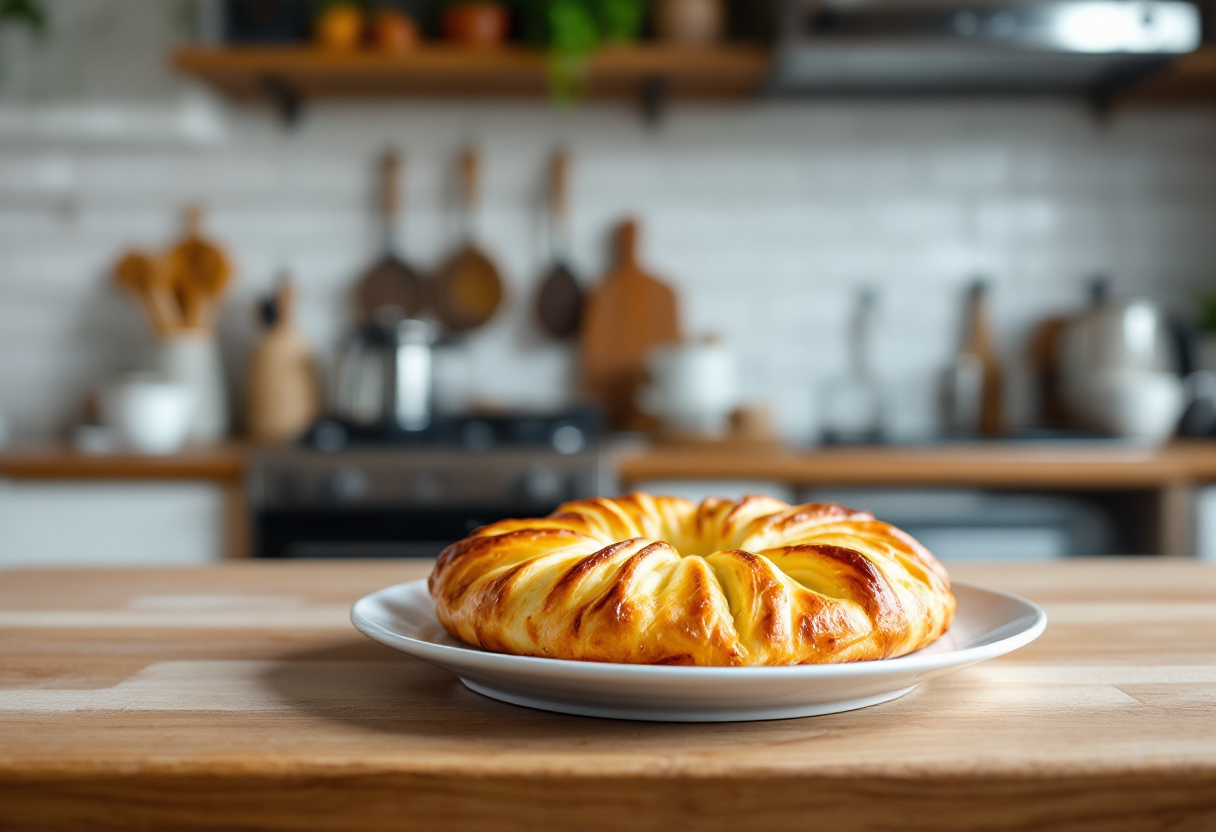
2, 559, 1215, 831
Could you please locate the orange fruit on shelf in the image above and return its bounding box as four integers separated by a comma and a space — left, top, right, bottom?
315, 4, 364, 51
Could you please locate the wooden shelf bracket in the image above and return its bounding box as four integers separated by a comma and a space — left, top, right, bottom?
641, 74, 669, 127
257, 74, 303, 127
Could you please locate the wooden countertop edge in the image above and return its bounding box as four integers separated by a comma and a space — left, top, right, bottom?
613, 440, 1216, 488
2, 757, 1214, 780
0, 445, 247, 482
5, 440, 1216, 488
2, 769, 1215, 832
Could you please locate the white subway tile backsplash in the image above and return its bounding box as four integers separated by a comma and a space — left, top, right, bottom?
0, 156, 77, 194
1, 90, 1214, 443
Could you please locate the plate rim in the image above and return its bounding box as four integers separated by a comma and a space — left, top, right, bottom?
350, 577, 1047, 678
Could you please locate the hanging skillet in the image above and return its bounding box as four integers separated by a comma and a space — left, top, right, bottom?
432, 148, 504, 334
357, 150, 426, 325
535, 150, 584, 339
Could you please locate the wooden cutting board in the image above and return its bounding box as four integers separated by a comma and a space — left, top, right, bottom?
580, 219, 680, 430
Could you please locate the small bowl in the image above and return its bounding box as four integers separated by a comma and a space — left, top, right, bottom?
100, 376, 195, 455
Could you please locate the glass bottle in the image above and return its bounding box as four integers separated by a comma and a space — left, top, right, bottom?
821, 288, 885, 444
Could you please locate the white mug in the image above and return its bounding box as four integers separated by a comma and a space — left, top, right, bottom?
100, 376, 195, 455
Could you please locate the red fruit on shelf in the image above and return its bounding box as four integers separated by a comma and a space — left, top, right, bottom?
372, 9, 420, 52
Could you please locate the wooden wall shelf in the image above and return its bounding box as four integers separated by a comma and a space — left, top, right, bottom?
1119, 47, 1216, 107
171, 45, 771, 123
172, 45, 1216, 121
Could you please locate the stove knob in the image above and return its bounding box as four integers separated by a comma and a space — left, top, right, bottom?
987, 11, 1016, 37
411, 472, 445, 503
312, 420, 348, 453
323, 467, 367, 503
462, 421, 496, 451
551, 424, 586, 455
953, 10, 980, 37
520, 466, 564, 504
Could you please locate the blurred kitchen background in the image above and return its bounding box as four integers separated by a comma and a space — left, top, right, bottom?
3, 0, 1216, 567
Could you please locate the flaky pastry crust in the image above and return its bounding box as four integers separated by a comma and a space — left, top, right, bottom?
428, 493, 956, 666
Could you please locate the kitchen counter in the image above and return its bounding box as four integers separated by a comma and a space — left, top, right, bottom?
615, 438, 1216, 488
2, 560, 1214, 831
0, 444, 250, 560
0, 444, 245, 482
6, 440, 1216, 557
6, 439, 1216, 487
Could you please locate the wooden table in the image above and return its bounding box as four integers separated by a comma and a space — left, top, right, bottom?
2, 560, 1215, 831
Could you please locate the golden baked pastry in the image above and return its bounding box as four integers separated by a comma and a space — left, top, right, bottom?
429, 493, 956, 666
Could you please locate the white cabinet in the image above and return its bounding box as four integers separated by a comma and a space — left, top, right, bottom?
1195, 485, 1216, 562
0, 480, 225, 567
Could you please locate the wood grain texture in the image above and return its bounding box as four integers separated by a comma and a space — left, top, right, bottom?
1119, 46, 1216, 108
581, 220, 680, 430
9, 440, 1216, 489
171, 45, 771, 102
1, 560, 1215, 831
0, 444, 245, 482
615, 439, 1216, 489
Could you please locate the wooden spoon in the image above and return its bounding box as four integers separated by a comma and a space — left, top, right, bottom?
114, 251, 179, 337
535, 150, 584, 339
432, 148, 503, 334
165, 205, 232, 330
357, 150, 427, 325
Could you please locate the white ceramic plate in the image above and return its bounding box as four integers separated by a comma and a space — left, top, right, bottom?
351, 579, 1046, 722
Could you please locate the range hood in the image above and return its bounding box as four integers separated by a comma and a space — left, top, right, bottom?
768, 0, 1202, 97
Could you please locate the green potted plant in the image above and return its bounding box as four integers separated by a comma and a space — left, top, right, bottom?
0, 0, 46, 34
1196, 292, 1216, 376
518, 0, 646, 102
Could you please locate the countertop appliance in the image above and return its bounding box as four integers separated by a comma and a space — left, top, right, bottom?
331, 318, 437, 433
249, 408, 608, 559
1059, 287, 1186, 441
766, 0, 1201, 97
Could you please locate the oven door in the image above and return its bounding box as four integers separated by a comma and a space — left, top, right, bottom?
249, 447, 609, 559
256, 504, 555, 559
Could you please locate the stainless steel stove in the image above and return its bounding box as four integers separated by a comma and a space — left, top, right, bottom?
250, 409, 610, 559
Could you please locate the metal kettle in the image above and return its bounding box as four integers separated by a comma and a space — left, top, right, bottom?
1062, 286, 1174, 377
331, 318, 437, 431
1059, 282, 1183, 440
